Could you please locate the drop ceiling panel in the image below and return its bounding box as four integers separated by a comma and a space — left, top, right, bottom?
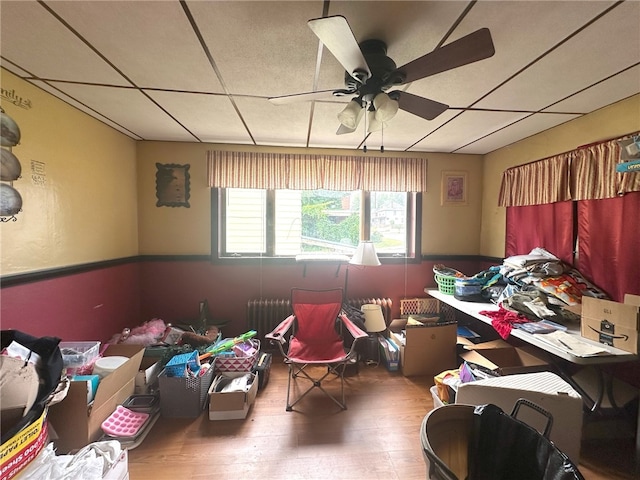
0, 1, 129, 86
475, 1, 640, 111
186, 1, 324, 98
44, 1, 224, 93
49, 82, 197, 141
145, 91, 253, 145
544, 65, 640, 114
232, 96, 313, 147
456, 112, 581, 154
406, 0, 618, 110
30, 80, 143, 139
413, 110, 531, 152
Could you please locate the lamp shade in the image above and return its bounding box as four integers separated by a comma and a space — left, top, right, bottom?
367, 110, 385, 133
338, 100, 364, 130
361, 304, 387, 333
349, 240, 381, 266
373, 92, 399, 123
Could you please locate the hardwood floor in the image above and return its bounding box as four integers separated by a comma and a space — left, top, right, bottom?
128, 359, 636, 480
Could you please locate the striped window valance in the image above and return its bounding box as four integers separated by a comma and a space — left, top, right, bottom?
498, 153, 572, 207
498, 133, 640, 207
207, 150, 428, 192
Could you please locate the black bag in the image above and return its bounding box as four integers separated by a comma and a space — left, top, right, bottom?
1, 330, 63, 444
467, 402, 584, 480
252, 352, 272, 390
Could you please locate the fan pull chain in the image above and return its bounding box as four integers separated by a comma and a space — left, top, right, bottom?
380, 123, 384, 153
363, 102, 368, 153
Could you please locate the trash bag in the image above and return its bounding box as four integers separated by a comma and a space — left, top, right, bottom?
1, 330, 63, 444
421, 400, 584, 480
467, 402, 584, 480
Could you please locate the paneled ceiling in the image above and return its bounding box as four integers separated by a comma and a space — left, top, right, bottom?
1, 1, 639, 154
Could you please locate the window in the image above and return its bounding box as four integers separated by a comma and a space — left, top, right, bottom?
215, 188, 419, 261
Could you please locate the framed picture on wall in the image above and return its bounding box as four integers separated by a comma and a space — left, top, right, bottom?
155, 163, 190, 208
441, 171, 467, 206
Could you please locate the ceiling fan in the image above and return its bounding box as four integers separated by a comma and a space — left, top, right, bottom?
269, 15, 495, 135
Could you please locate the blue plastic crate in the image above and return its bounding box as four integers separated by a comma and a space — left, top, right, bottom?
165, 351, 199, 377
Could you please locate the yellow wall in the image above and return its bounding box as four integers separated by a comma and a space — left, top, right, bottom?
480, 94, 640, 258
136, 142, 483, 256
5, 69, 637, 272
0, 69, 138, 275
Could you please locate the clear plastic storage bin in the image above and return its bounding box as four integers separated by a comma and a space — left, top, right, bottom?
59, 341, 100, 374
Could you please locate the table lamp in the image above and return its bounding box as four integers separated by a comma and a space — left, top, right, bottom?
361, 304, 387, 333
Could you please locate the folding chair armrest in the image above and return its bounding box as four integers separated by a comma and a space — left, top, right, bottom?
265, 314, 295, 358
265, 314, 295, 345
339, 313, 368, 340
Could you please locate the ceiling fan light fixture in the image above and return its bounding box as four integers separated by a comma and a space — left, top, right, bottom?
373, 93, 399, 123
338, 100, 364, 129
367, 110, 386, 133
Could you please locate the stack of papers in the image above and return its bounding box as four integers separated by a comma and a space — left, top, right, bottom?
533, 331, 608, 357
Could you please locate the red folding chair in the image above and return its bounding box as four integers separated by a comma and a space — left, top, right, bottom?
266, 288, 368, 411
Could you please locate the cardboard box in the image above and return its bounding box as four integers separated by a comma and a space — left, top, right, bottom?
390, 322, 457, 377
455, 371, 583, 465
459, 339, 549, 375
581, 295, 640, 354
135, 357, 162, 394
48, 344, 144, 453
208, 372, 258, 420
0, 405, 49, 480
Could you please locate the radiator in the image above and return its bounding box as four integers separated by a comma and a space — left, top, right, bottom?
247, 297, 392, 346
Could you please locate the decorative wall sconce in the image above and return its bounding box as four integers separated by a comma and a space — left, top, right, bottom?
0, 107, 23, 222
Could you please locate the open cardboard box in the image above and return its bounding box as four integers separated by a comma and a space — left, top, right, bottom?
389, 322, 457, 377
208, 372, 258, 420
459, 339, 550, 375
135, 357, 162, 395
581, 294, 640, 354
48, 344, 144, 453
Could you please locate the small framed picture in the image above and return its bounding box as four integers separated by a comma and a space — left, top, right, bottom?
155, 163, 190, 208
441, 171, 467, 206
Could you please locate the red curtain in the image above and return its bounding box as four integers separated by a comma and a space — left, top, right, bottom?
505, 201, 575, 264
576, 192, 640, 302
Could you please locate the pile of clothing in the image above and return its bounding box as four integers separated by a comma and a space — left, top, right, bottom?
479, 247, 609, 339
499, 247, 608, 307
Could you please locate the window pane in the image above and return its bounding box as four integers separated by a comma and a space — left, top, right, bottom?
371, 192, 407, 254
222, 189, 413, 258
275, 189, 360, 255
225, 189, 266, 253
274, 190, 302, 255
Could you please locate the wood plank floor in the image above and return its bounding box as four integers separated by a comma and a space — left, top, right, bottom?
128, 359, 636, 480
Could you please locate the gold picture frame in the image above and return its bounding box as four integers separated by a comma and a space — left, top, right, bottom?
441, 171, 467, 206
155, 163, 190, 208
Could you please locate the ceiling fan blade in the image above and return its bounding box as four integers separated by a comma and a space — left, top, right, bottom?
395, 91, 449, 121
308, 15, 371, 81
394, 28, 495, 84
268, 89, 339, 105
